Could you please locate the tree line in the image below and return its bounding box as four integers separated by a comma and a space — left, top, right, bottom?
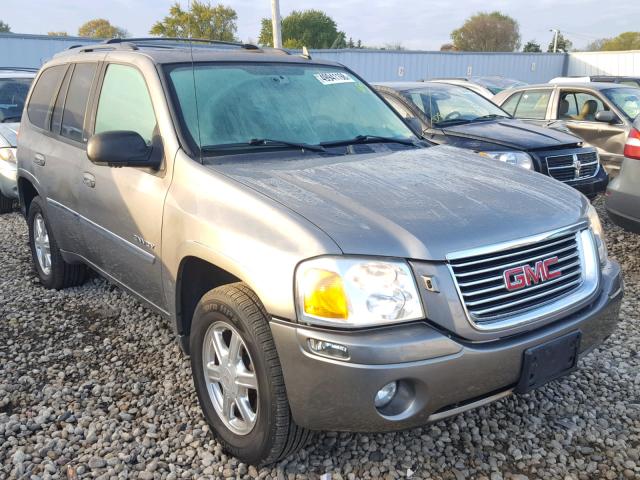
0, 3, 639, 53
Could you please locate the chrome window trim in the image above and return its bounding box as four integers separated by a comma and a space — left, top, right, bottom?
446, 223, 600, 332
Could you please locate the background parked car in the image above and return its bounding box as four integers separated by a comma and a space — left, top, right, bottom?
606, 118, 640, 233
549, 76, 640, 88
0, 67, 36, 213
375, 81, 608, 198
429, 76, 528, 99
494, 82, 640, 174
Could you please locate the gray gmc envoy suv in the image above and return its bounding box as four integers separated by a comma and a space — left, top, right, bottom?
17, 39, 623, 465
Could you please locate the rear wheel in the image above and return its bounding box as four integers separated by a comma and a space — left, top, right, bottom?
190, 283, 312, 465
27, 196, 86, 289
0, 192, 14, 214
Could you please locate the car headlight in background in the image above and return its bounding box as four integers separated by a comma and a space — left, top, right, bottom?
0, 147, 17, 164
295, 257, 424, 328
587, 204, 608, 266
478, 151, 533, 170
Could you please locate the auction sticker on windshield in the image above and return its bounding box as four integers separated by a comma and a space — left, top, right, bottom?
314, 72, 355, 85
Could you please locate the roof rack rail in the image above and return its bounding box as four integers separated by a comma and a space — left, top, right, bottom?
105, 37, 260, 50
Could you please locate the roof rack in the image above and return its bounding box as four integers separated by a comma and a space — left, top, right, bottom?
105, 37, 260, 50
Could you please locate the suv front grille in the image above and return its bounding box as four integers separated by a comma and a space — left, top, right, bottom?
546, 151, 599, 183
449, 230, 584, 324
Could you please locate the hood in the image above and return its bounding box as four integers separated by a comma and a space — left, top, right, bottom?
0, 123, 19, 148
210, 145, 588, 261
442, 119, 581, 151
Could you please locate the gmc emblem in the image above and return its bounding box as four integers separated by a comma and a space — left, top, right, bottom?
503, 256, 562, 291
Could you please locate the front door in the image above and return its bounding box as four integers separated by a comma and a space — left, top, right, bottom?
556, 89, 628, 170
78, 63, 169, 312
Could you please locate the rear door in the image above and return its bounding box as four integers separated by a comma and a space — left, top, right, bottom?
77, 62, 168, 311
555, 88, 628, 169
500, 88, 553, 128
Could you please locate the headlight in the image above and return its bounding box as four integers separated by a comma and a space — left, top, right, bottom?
478, 151, 533, 170
295, 256, 424, 328
0, 147, 17, 164
586, 204, 607, 266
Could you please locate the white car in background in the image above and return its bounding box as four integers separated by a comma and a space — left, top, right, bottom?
0, 68, 36, 213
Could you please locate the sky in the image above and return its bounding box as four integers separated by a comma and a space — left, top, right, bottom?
1, 0, 636, 50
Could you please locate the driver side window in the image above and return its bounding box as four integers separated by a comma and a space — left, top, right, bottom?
558, 91, 608, 122
95, 64, 157, 144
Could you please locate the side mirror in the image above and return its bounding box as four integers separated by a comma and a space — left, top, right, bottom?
595, 111, 618, 124
87, 131, 157, 168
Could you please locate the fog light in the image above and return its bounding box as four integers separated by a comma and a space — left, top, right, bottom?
308, 338, 349, 360
374, 381, 398, 408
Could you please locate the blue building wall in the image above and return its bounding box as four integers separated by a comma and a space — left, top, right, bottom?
0, 34, 568, 83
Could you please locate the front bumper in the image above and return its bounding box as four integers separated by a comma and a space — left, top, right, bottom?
271, 260, 622, 432
570, 166, 608, 199
0, 158, 18, 199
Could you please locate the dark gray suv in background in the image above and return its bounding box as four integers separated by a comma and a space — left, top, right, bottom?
17, 39, 623, 465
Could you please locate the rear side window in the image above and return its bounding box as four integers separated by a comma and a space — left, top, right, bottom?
511, 90, 551, 119
500, 92, 521, 116
27, 65, 66, 130
95, 64, 157, 144
61, 63, 97, 142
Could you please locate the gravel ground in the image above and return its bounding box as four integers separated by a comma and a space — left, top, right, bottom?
1, 200, 638, 480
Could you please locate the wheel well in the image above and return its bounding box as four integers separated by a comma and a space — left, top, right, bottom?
177, 257, 241, 340
18, 177, 38, 216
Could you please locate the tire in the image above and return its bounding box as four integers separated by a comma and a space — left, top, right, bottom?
27, 196, 86, 290
190, 282, 312, 465
0, 191, 14, 214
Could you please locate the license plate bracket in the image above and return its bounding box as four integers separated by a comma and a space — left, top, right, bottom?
515, 331, 582, 394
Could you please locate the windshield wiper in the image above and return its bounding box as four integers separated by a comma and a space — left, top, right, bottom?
470, 114, 509, 122
320, 134, 418, 147
201, 138, 328, 154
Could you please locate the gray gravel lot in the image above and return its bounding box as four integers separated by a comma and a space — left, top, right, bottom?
1, 200, 639, 480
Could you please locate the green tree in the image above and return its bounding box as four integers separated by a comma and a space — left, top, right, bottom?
600, 31, 640, 51
547, 33, 572, 52
78, 19, 127, 39
48, 31, 68, 37
258, 10, 346, 49
150, 1, 237, 41
523, 40, 541, 52
451, 12, 521, 52
0, 20, 10, 33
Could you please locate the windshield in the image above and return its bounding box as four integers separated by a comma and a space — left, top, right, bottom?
0, 77, 33, 122
472, 77, 527, 95
406, 85, 509, 126
603, 87, 640, 120
166, 63, 415, 154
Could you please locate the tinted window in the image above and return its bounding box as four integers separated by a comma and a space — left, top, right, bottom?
512, 90, 551, 119
500, 92, 521, 115
27, 65, 65, 129
0, 77, 33, 123
61, 63, 96, 142
95, 64, 156, 143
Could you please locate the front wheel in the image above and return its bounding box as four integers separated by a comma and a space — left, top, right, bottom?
190, 283, 312, 465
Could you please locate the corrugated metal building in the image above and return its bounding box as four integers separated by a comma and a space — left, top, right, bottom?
568, 50, 640, 77
0, 33, 99, 68
309, 49, 567, 83
1, 33, 638, 84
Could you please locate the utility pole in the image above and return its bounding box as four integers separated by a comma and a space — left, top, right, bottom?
271, 0, 282, 48
550, 29, 559, 53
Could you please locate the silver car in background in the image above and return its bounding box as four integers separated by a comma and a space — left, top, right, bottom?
0, 67, 36, 213
606, 118, 640, 233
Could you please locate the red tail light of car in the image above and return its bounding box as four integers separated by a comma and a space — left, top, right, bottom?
624, 128, 640, 160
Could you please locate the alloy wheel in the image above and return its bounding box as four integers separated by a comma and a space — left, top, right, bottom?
33, 213, 51, 276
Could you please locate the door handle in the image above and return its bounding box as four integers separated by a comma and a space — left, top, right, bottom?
83, 172, 96, 188
33, 153, 46, 166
